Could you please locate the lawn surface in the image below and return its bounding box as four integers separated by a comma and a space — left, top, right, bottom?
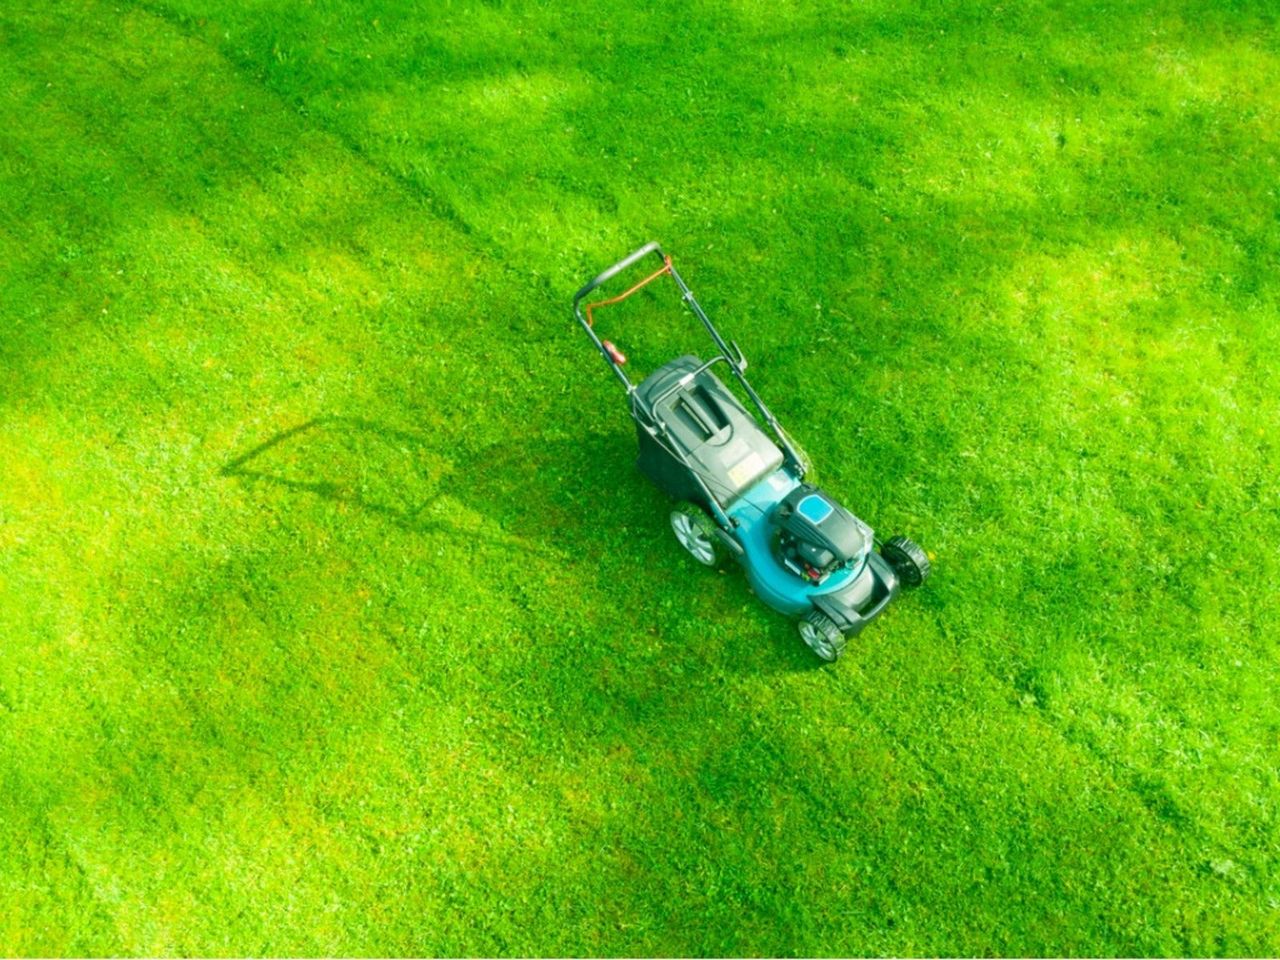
2, 0, 1278, 955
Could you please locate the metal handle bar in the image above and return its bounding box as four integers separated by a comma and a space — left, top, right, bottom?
572, 241, 665, 307
572, 242, 810, 498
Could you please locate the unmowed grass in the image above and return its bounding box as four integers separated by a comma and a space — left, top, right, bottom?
1, 0, 1278, 954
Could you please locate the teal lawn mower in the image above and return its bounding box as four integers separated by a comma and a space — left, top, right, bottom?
573, 242, 930, 662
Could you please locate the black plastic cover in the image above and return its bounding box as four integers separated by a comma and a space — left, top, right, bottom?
812, 551, 899, 635
774, 484, 867, 566
633, 356, 783, 506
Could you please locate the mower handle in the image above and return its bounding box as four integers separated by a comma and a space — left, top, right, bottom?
572, 241, 665, 307
571, 242, 807, 487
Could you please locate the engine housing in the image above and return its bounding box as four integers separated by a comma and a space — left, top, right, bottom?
771, 484, 872, 584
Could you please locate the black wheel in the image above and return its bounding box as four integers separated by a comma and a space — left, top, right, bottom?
881, 535, 930, 587
669, 502, 728, 568
798, 611, 846, 662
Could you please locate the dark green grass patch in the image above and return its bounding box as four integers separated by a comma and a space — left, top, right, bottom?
2, 0, 1278, 954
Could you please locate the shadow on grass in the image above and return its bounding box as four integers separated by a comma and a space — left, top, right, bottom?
221, 414, 817, 674
221, 414, 609, 564
223, 415, 448, 530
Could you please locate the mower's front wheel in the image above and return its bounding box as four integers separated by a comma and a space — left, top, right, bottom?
798, 611, 846, 662
669, 502, 728, 568
881, 535, 931, 587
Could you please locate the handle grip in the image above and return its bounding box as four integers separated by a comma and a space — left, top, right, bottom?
572, 241, 664, 306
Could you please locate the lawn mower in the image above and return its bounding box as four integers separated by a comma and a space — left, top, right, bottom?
572, 242, 930, 662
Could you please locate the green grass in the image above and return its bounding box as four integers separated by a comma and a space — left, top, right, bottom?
2, 0, 1278, 954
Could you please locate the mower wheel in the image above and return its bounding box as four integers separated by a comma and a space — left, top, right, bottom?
669, 502, 728, 568
881, 535, 931, 587
798, 611, 846, 662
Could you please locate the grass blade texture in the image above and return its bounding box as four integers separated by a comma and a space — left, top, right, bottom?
1, 0, 1277, 955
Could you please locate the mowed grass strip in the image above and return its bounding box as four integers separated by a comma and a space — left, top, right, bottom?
2, 0, 1278, 955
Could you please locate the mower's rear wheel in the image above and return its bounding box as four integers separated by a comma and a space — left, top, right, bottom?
798, 611, 846, 662
669, 502, 727, 568
881, 535, 931, 587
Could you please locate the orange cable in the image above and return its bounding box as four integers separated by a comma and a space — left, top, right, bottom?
585, 256, 673, 327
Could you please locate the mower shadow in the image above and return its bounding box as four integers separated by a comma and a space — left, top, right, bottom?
221, 415, 816, 675
221, 415, 564, 561
222, 416, 433, 527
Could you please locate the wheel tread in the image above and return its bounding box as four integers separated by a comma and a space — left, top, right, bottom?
882, 535, 930, 587
799, 610, 846, 662
669, 501, 729, 568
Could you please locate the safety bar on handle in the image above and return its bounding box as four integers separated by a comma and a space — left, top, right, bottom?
572, 241, 665, 307
582, 257, 672, 328
573, 241, 670, 392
